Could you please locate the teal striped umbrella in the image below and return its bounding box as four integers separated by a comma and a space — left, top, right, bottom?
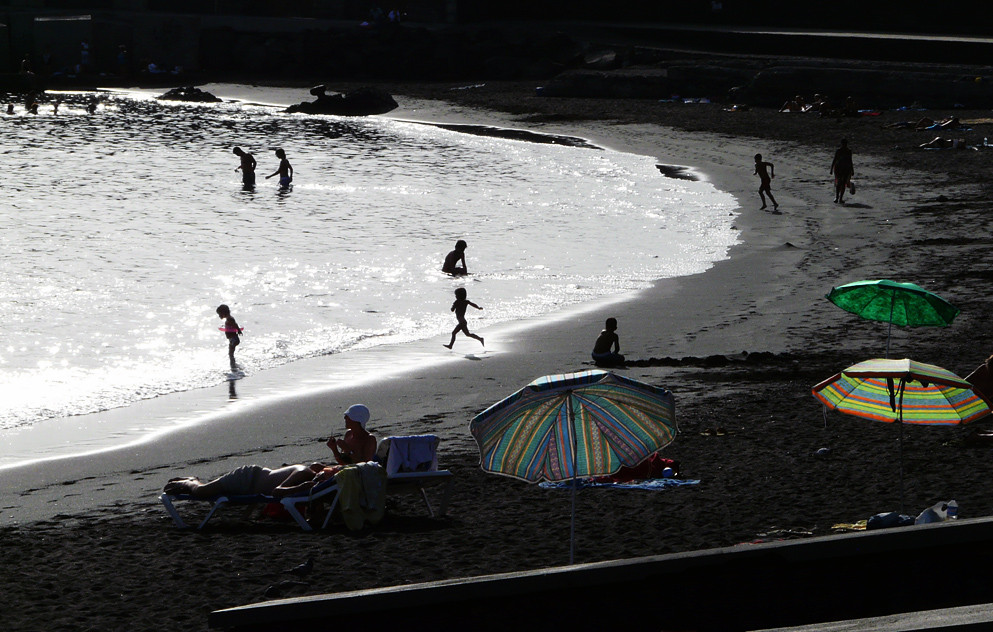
812, 358, 990, 510
470, 369, 676, 562
826, 280, 959, 357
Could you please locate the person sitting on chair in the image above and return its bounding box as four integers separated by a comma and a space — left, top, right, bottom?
326, 404, 378, 464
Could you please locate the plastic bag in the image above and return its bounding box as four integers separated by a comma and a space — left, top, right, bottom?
848, 181, 856, 195
915, 500, 958, 524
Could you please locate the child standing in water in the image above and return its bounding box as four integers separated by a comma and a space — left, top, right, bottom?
265, 148, 293, 189
591, 317, 625, 367
216, 304, 242, 371
444, 287, 484, 349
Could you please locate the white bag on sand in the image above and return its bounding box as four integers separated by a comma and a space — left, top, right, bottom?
915, 500, 958, 524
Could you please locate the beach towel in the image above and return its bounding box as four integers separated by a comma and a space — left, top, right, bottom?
539, 478, 700, 491
591, 453, 679, 483
383, 435, 438, 475
334, 462, 386, 531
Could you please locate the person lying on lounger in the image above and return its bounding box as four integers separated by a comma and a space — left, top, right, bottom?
164, 463, 335, 498
919, 136, 968, 150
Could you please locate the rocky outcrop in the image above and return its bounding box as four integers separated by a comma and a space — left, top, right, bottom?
157, 86, 221, 102
285, 86, 397, 116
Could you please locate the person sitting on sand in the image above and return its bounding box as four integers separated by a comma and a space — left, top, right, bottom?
919, 136, 968, 150
591, 317, 625, 367
442, 239, 469, 275
326, 404, 378, 465
779, 95, 806, 113
163, 462, 334, 498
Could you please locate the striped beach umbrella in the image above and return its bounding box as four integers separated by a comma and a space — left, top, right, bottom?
826, 280, 959, 357
470, 369, 676, 563
812, 358, 990, 509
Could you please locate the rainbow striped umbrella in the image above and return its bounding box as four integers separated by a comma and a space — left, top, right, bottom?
812, 358, 990, 509
470, 369, 676, 562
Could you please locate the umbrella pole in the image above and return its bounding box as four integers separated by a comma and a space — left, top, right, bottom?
886, 293, 895, 358
898, 379, 906, 513
568, 393, 577, 565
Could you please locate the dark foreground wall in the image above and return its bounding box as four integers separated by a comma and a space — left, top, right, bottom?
209, 517, 993, 632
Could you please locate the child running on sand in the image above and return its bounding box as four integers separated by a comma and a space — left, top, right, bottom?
753, 153, 778, 211
444, 287, 484, 349
265, 148, 293, 189
216, 304, 242, 371
591, 317, 625, 367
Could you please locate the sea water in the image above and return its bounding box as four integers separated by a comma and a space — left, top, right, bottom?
0, 87, 737, 465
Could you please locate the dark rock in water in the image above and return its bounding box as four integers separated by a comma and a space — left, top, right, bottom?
285, 86, 397, 116
157, 86, 221, 102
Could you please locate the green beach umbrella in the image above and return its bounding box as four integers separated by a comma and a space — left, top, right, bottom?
812, 358, 989, 510
826, 280, 960, 357
469, 369, 676, 563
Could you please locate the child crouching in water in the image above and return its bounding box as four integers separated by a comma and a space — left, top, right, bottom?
444, 287, 483, 349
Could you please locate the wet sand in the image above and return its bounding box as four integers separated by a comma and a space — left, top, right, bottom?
3, 81, 993, 631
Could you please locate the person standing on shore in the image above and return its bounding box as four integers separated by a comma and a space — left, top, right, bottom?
830, 138, 854, 204
265, 148, 293, 189
444, 287, 484, 349
216, 304, 243, 371
753, 154, 778, 211
233, 147, 257, 188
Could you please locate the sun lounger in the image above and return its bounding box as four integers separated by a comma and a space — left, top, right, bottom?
159, 477, 339, 532
367, 435, 454, 522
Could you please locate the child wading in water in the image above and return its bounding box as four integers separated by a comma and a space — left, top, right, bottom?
265, 148, 293, 189
444, 287, 484, 349
216, 304, 242, 371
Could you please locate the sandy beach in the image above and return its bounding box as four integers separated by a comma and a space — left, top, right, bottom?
3, 77, 993, 631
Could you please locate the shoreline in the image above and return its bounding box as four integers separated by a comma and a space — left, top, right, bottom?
0, 88, 734, 474
6, 80, 993, 632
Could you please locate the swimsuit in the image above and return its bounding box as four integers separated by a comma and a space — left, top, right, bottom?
279, 176, 291, 187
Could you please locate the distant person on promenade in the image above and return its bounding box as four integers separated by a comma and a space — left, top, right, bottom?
233, 147, 257, 188
442, 239, 469, 275
830, 139, 854, 204
592, 317, 625, 367
265, 148, 293, 189
326, 404, 378, 465
753, 154, 778, 211
444, 287, 484, 349
216, 304, 242, 371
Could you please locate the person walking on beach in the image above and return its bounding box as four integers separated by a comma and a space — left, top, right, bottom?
216, 304, 242, 371
444, 287, 484, 349
233, 147, 257, 188
326, 404, 378, 465
753, 154, 778, 211
592, 317, 625, 367
830, 138, 854, 204
265, 148, 293, 189
442, 239, 469, 275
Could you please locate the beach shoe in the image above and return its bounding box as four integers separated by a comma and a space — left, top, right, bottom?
715, 427, 728, 436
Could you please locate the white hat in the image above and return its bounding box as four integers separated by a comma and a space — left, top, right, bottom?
344, 404, 370, 428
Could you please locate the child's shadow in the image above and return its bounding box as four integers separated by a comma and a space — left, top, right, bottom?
462, 353, 484, 361
842, 202, 872, 209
